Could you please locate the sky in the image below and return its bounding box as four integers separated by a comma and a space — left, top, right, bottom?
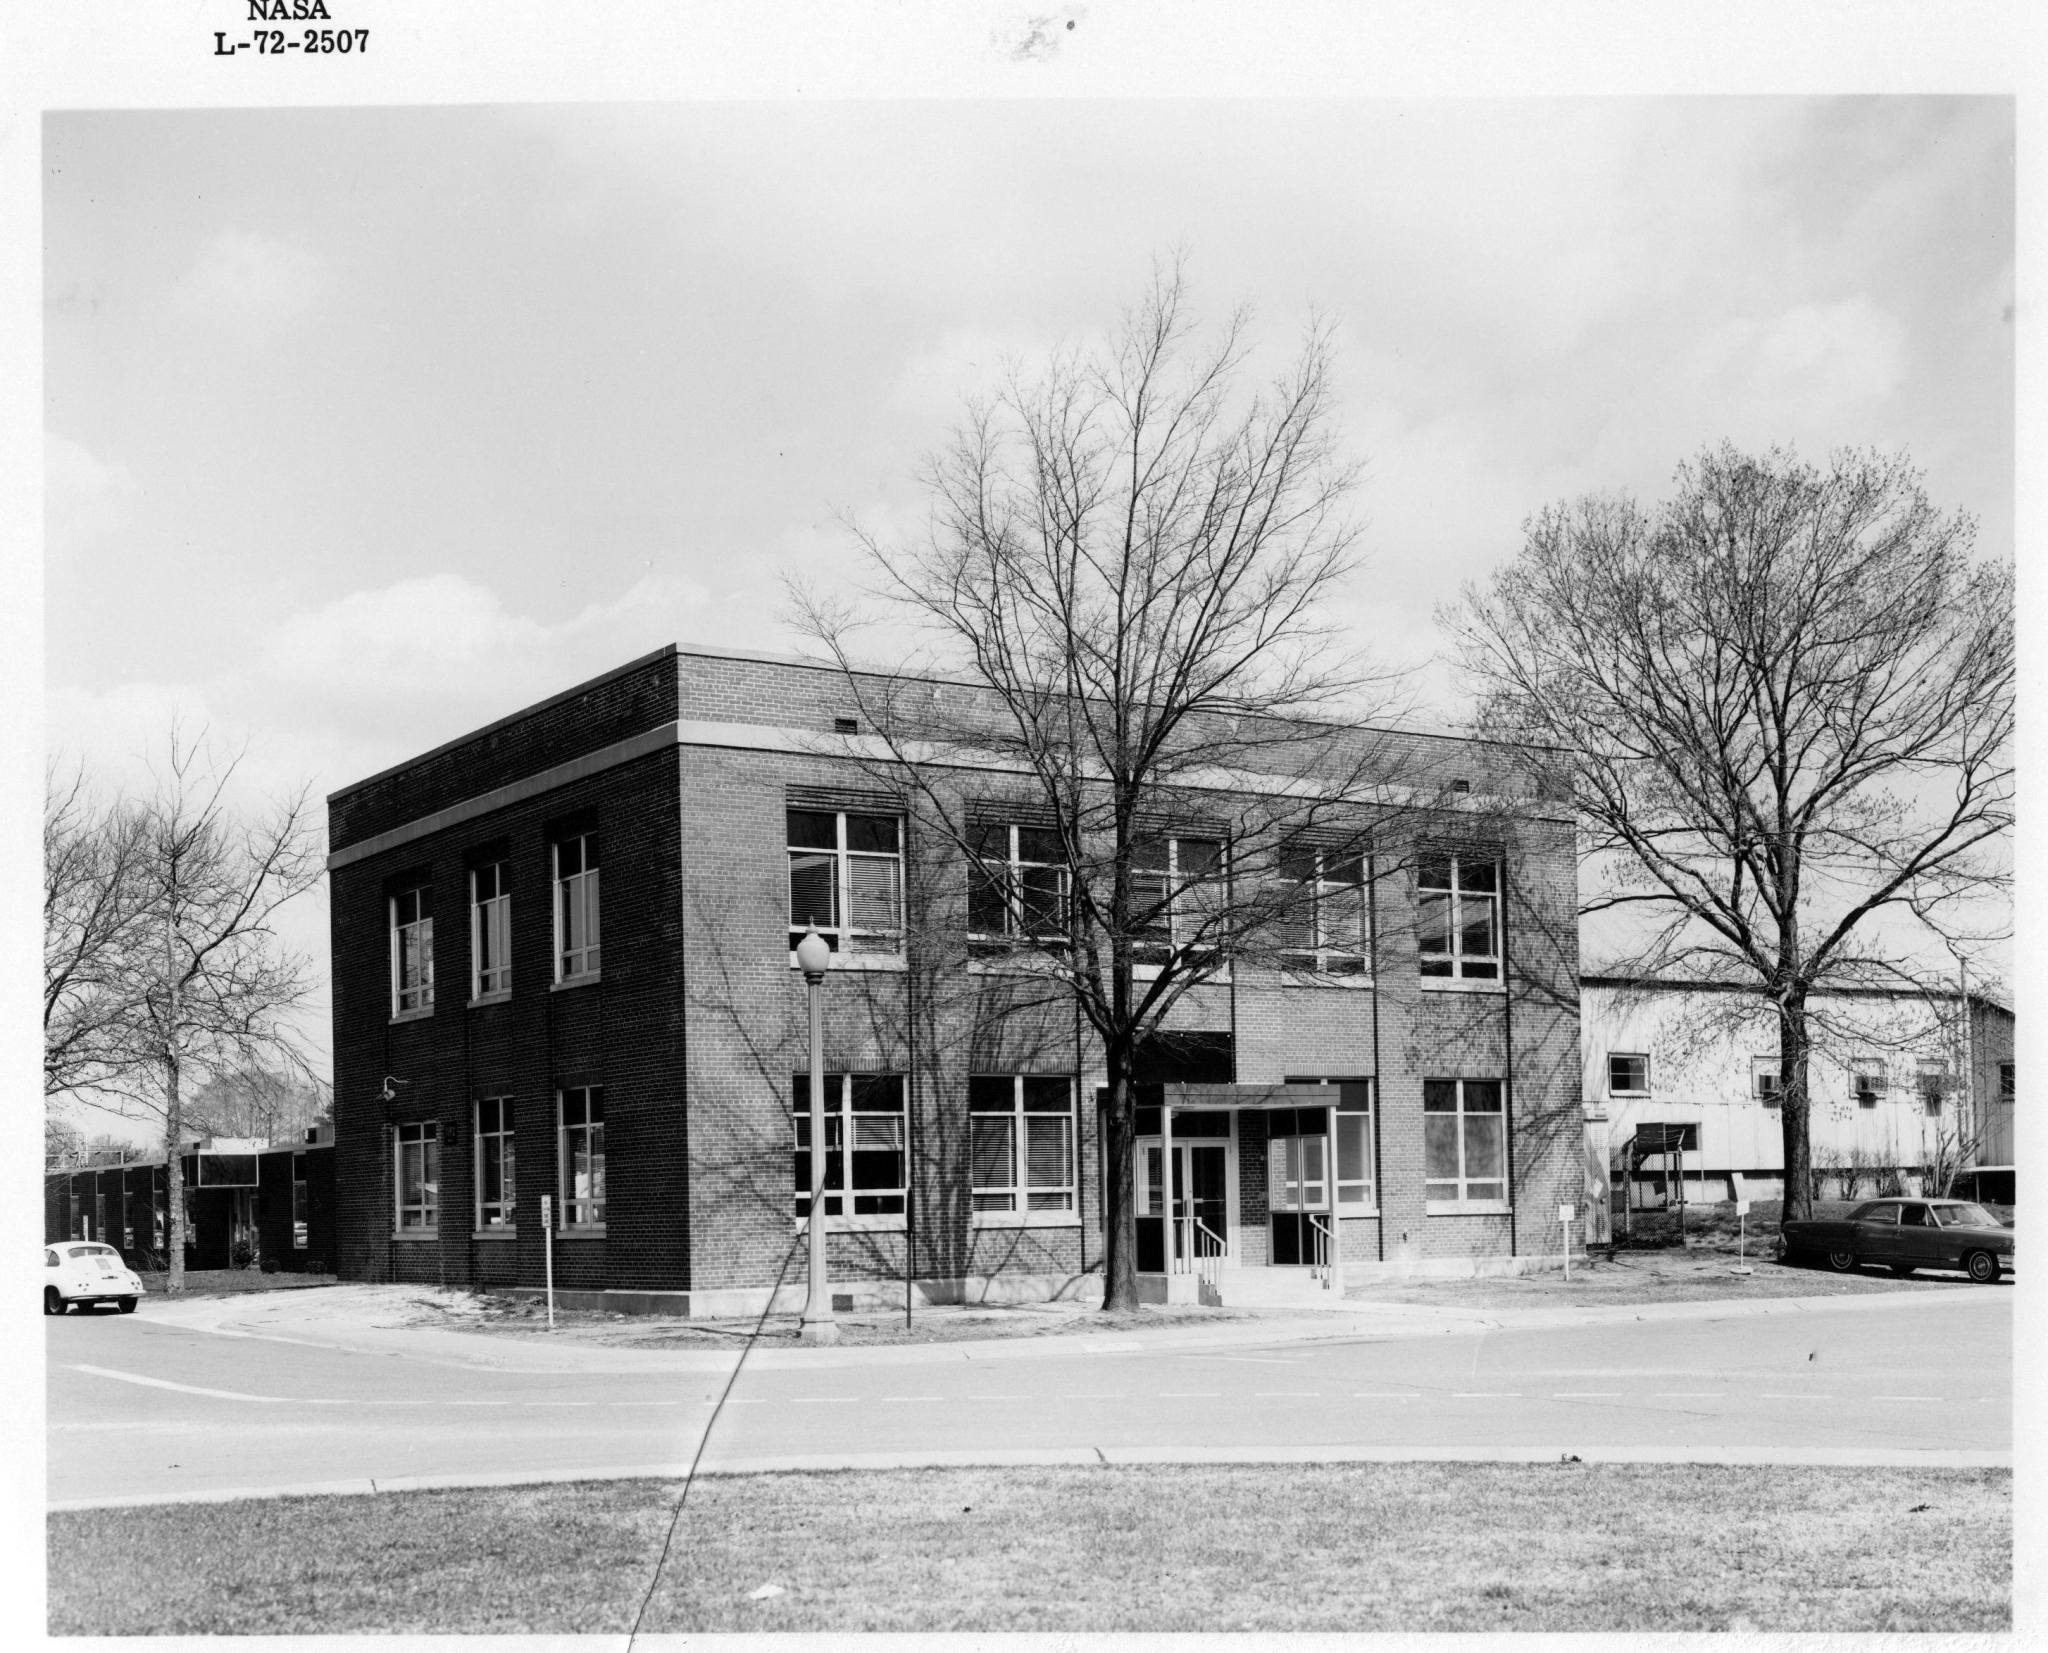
39, 94, 2016, 1101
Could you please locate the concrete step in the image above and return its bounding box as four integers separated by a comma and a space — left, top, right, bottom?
1215, 1267, 1342, 1308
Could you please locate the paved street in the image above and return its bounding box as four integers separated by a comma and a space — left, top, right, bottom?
48, 1285, 2010, 1507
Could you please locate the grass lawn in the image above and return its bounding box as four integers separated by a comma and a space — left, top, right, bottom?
50, 1462, 2008, 1635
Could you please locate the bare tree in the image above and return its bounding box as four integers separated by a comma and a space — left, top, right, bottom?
188, 1062, 331, 1144
45, 763, 154, 1101
795, 266, 1453, 1311
1446, 445, 2013, 1224
75, 730, 324, 1292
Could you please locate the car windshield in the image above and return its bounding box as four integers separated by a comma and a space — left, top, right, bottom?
1932, 1203, 1998, 1229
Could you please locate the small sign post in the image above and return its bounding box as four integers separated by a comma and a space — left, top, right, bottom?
540, 1194, 555, 1329
1558, 1202, 1576, 1280
1733, 1198, 1754, 1273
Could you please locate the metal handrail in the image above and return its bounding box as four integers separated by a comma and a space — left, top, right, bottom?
1187, 1216, 1226, 1295
1307, 1212, 1335, 1287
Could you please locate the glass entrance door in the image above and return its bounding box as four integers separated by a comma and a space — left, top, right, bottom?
1269, 1125, 1330, 1266
1137, 1140, 1231, 1272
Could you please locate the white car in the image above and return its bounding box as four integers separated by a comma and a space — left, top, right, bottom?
44, 1242, 144, 1315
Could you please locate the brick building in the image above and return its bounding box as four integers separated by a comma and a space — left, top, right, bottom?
327, 644, 1585, 1314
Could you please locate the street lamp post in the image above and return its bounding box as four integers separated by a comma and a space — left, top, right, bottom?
795, 927, 838, 1345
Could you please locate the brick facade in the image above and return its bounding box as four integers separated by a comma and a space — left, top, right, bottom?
327, 644, 1584, 1312
44, 1143, 337, 1274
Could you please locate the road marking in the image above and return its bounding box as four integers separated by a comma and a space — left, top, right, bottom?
791, 1397, 858, 1404
1253, 1391, 1322, 1398
1182, 1355, 1308, 1365
965, 1395, 1029, 1402
1872, 1396, 1944, 1402
1452, 1392, 1521, 1398
1061, 1393, 1125, 1400
1353, 1393, 1415, 1400
880, 1396, 948, 1403
1654, 1393, 1723, 1399
68, 1365, 333, 1405
1159, 1392, 1221, 1398
1554, 1393, 1622, 1399
1761, 1394, 1835, 1401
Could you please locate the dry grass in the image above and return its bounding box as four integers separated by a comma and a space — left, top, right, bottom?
50, 1462, 2008, 1635
132, 1268, 339, 1299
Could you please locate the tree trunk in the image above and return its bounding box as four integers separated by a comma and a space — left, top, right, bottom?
1100, 1052, 1139, 1311
1778, 987, 1813, 1224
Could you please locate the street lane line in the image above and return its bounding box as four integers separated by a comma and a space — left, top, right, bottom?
1452, 1392, 1521, 1398
1761, 1394, 1835, 1400
1554, 1393, 1622, 1399
1254, 1392, 1322, 1398
1353, 1393, 1414, 1400
1061, 1394, 1125, 1400
1655, 1393, 1723, 1399
1159, 1392, 1221, 1398
68, 1365, 337, 1405
965, 1395, 1029, 1401
880, 1396, 948, 1403
1872, 1396, 1944, 1402
791, 1397, 857, 1404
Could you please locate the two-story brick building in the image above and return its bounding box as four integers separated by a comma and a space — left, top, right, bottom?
327, 643, 1585, 1315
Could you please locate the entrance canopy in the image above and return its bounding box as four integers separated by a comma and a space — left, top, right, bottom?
1162, 1083, 1343, 1112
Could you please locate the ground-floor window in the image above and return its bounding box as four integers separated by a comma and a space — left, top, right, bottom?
475, 1097, 516, 1229
394, 1121, 439, 1231
558, 1088, 604, 1228
969, 1076, 1076, 1213
793, 1072, 906, 1218
1423, 1078, 1506, 1208
291, 1154, 309, 1249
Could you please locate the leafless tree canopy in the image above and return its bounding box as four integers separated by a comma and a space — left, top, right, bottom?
1446, 444, 2013, 1221
43, 731, 324, 1287
795, 266, 1440, 1309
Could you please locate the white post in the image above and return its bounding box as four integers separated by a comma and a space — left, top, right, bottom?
1161, 1098, 1176, 1277
796, 929, 838, 1344
540, 1193, 554, 1330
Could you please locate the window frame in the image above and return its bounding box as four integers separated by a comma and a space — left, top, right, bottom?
557, 1087, 605, 1230
389, 884, 435, 1019
1273, 848, 1371, 979
786, 809, 906, 961
1850, 1058, 1886, 1108
475, 1096, 518, 1233
1752, 1058, 1783, 1106
966, 823, 1071, 957
792, 1072, 908, 1229
968, 1075, 1079, 1226
470, 861, 512, 1002
1130, 833, 1228, 975
1416, 853, 1502, 986
1422, 1077, 1509, 1213
1607, 1052, 1650, 1097
291, 1152, 309, 1250
1914, 1058, 1945, 1117
553, 834, 601, 985
393, 1120, 439, 1235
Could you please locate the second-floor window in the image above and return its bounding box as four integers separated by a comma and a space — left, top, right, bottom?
390, 886, 434, 1016
1417, 853, 1499, 980
1608, 1053, 1649, 1096
1274, 848, 1368, 975
1753, 1058, 1782, 1105
968, 823, 1068, 954
1915, 1059, 1945, 1116
1131, 834, 1225, 969
471, 862, 510, 999
554, 834, 600, 981
1851, 1060, 1885, 1108
787, 809, 903, 954
476, 1097, 516, 1229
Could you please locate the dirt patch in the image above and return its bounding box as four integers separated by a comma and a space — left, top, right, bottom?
134, 1269, 339, 1299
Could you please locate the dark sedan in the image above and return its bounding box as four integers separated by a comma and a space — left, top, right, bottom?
1782, 1198, 2015, 1282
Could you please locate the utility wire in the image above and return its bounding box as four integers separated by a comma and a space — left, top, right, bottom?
625, 1232, 805, 1647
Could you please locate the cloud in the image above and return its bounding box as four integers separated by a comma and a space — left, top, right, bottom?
171, 229, 331, 340
1680, 297, 1909, 419
45, 433, 133, 548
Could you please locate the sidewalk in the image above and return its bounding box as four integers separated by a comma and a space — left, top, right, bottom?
139, 1276, 1993, 1375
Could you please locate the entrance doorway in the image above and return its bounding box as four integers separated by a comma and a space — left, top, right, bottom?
1136, 1138, 1231, 1273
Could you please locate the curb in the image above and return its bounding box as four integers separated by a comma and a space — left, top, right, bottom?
50, 1442, 2012, 1512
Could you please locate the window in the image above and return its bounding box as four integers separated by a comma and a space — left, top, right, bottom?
1274, 848, 1368, 975
2000, 1061, 2014, 1098
787, 810, 904, 955
558, 1088, 604, 1227
967, 823, 1068, 955
476, 1098, 516, 1229
969, 1076, 1076, 1215
792, 1073, 906, 1219
1417, 854, 1500, 980
1916, 1059, 1945, 1117
554, 834, 600, 982
1752, 1058, 1782, 1105
95, 1194, 106, 1243
1131, 834, 1226, 968
1608, 1053, 1650, 1096
291, 1154, 308, 1249
1423, 1078, 1507, 1208
471, 861, 511, 998
390, 886, 434, 1016
1850, 1060, 1886, 1108
394, 1121, 438, 1232
1283, 1079, 1377, 1209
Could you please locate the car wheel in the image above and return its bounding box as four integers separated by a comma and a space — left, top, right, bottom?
1826, 1249, 1859, 1273
1965, 1250, 2002, 1284
117, 1297, 138, 1314
43, 1288, 65, 1316
1888, 1264, 1915, 1277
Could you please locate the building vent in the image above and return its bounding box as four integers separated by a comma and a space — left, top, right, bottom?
833, 716, 859, 735
1449, 779, 1471, 795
